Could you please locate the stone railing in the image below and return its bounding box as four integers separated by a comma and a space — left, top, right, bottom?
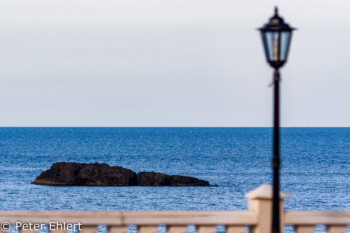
0, 185, 349, 233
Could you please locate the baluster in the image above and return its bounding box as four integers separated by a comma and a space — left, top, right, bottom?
196, 226, 216, 233
80, 225, 98, 233
19, 228, 38, 233
109, 226, 128, 233
19, 223, 46, 233
0, 224, 9, 233
226, 226, 246, 233
49, 224, 68, 233
167, 226, 187, 233
294, 225, 315, 233
50, 230, 66, 233
49, 227, 67, 233
326, 226, 347, 233
138, 226, 158, 233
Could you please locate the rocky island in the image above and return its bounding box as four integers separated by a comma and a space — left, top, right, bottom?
32, 162, 213, 186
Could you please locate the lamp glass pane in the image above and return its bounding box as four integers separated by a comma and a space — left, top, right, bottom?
264, 31, 280, 62
280, 31, 291, 62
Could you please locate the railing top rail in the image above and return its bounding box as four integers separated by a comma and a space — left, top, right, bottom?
285, 211, 350, 225
0, 211, 258, 226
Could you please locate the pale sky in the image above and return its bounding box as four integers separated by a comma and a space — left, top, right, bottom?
0, 0, 349, 127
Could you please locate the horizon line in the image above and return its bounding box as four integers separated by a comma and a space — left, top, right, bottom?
0, 126, 349, 128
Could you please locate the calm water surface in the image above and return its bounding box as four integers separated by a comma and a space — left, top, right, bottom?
0, 127, 349, 211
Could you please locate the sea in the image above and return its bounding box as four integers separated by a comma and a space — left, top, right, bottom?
0, 127, 349, 232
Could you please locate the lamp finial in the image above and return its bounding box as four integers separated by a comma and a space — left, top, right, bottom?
274, 6, 278, 16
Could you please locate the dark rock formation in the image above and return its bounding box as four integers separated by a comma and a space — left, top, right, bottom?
137, 172, 171, 186
170, 175, 210, 186
32, 162, 137, 186
32, 162, 212, 186
137, 172, 210, 186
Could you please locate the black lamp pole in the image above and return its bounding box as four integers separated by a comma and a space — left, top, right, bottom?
272, 68, 281, 233
258, 7, 295, 233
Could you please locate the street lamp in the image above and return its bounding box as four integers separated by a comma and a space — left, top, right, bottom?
258, 7, 295, 233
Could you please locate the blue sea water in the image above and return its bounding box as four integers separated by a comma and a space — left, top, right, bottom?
0, 127, 349, 211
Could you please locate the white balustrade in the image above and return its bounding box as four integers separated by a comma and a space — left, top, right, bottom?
0, 185, 349, 233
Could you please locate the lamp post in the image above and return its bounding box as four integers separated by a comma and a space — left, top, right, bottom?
258, 7, 295, 233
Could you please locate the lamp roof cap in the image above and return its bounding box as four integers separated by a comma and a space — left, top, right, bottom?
259, 7, 296, 32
